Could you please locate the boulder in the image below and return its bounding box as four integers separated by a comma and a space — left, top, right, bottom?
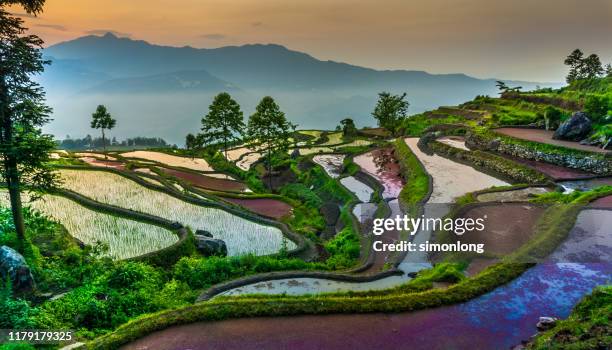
195, 229, 213, 238
553, 112, 592, 141
486, 138, 501, 151
536, 316, 558, 331
290, 149, 301, 159
0, 246, 35, 291
194, 236, 227, 257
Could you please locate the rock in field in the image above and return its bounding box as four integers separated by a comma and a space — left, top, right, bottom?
536, 316, 558, 331
194, 235, 227, 257
553, 112, 592, 141
195, 229, 213, 238
0, 246, 35, 291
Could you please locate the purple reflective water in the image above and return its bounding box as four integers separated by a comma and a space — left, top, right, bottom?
126, 208, 611, 350
448, 262, 610, 348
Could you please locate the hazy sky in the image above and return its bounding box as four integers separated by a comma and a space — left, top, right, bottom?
10, 0, 612, 82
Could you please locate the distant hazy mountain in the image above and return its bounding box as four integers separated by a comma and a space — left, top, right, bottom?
81, 70, 238, 94
40, 33, 559, 144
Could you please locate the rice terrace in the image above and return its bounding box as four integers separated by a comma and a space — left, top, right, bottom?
0, 1, 611, 350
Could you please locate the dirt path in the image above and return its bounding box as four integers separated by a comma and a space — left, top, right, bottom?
495, 128, 609, 154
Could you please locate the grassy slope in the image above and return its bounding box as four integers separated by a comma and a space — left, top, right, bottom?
528, 285, 611, 350
401, 77, 612, 147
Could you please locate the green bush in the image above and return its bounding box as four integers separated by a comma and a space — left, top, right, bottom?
584, 94, 611, 124
323, 226, 360, 269
280, 183, 322, 208
0, 284, 37, 329
172, 255, 322, 290
35, 261, 192, 334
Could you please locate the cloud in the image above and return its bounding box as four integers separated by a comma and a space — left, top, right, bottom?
35, 24, 67, 31
251, 22, 263, 27
85, 29, 132, 38
9, 12, 38, 19
200, 33, 226, 40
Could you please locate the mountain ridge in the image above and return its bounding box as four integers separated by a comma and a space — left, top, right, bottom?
39, 32, 561, 143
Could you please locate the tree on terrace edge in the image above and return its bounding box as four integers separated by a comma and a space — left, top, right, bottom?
0, 0, 59, 249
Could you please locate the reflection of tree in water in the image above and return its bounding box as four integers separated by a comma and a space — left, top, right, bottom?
372, 148, 394, 173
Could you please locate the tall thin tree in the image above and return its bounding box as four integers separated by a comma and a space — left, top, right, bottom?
90, 105, 116, 157
564, 49, 585, 83
246, 96, 295, 189
200, 92, 244, 158
0, 0, 58, 247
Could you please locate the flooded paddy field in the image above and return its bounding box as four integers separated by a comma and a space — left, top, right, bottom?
312, 154, 345, 178
223, 197, 293, 219
353, 148, 404, 199
124, 210, 611, 350
161, 168, 248, 192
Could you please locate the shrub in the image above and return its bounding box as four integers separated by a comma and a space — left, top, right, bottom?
172, 255, 320, 290
584, 94, 611, 124
544, 106, 563, 130
323, 225, 360, 269
0, 283, 37, 329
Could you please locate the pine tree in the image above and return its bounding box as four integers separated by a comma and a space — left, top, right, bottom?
0, 0, 58, 247
90, 105, 116, 157
564, 49, 585, 83
200, 92, 244, 158
246, 97, 295, 189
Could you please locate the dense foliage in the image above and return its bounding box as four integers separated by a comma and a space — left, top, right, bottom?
57, 136, 171, 150
372, 91, 409, 135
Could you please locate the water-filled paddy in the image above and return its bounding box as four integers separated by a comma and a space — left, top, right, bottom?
403, 138, 509, 203
222, 197, 293, 219
0, 192, 177, 260
80, 157, 126, 170
161, 168, 248, 192
339, 176, 373, 202
121, 151, 213, 171
353, 148, 404, 199
312, 154, 345, 178
235, 152, 262, 170
558, 177, 612, 193
498, 153, 594, 180
59, 169, 292, 256
125, 210, 611, 350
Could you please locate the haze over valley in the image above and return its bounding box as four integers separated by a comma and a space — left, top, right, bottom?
40, 33, 558, 144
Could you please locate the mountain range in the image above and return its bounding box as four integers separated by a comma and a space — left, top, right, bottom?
39, 33, 560, 144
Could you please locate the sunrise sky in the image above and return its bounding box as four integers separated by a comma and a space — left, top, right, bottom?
10, 0, 612, 82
